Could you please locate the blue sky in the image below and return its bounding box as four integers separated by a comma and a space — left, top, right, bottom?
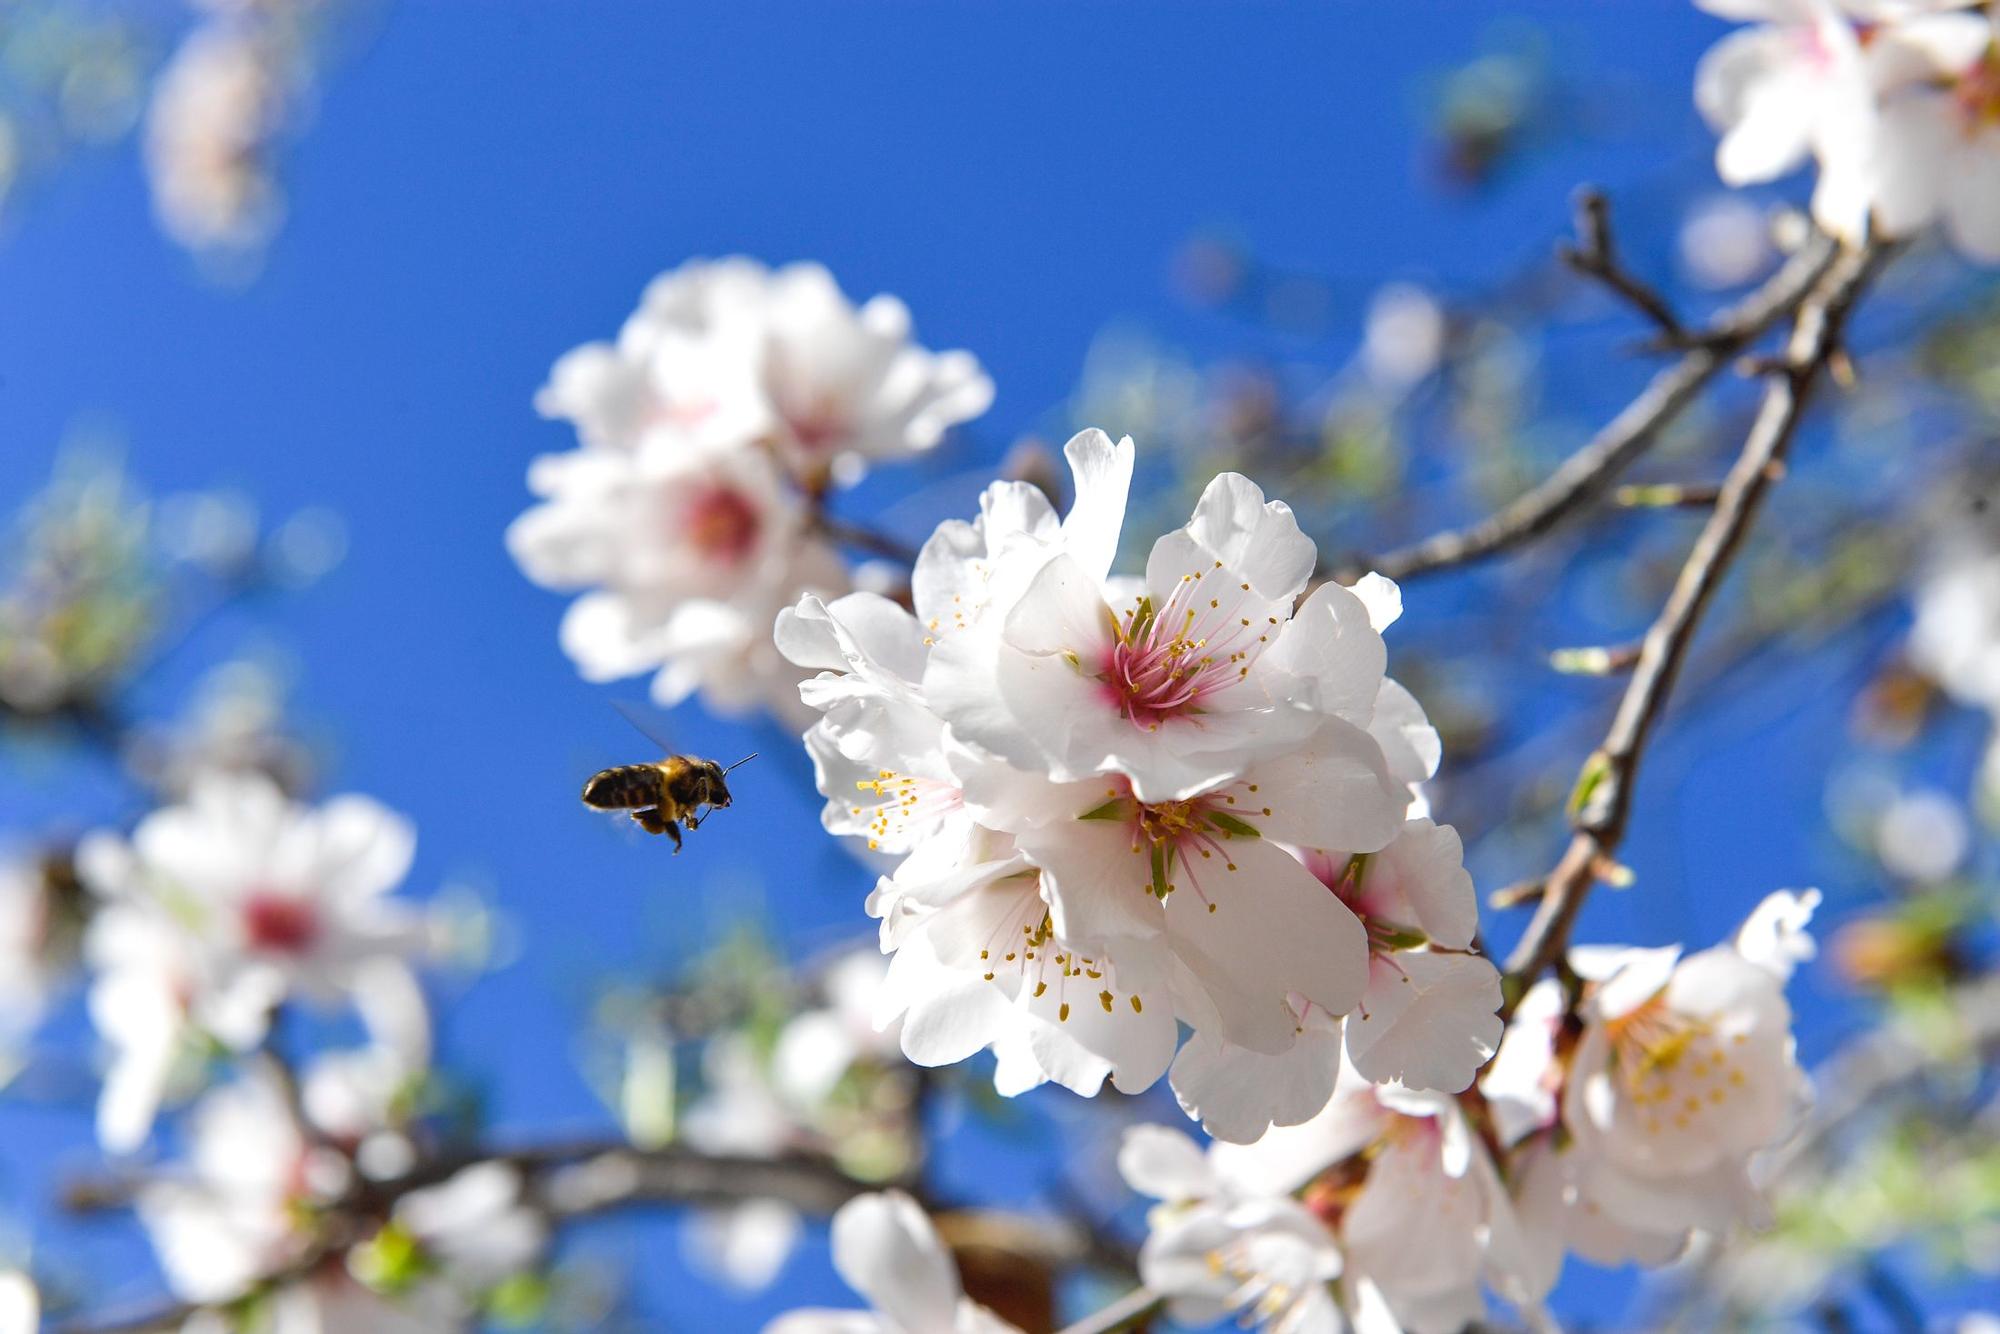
6, 1, 1976, 1326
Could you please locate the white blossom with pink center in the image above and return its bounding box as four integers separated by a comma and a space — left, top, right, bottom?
779, 431, 1432, 1106
1312, 819, 1503, 1096
1693, 0, 1875, 200
1168, 818, 1502, 1145
929, 450, 1402, 806
536, 258, 992, 485
509, 431, 847, 718
76, 772, 427, 1152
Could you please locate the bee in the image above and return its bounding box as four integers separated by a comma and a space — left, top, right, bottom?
582, 703, 756, 852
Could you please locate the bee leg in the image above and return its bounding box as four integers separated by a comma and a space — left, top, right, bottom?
630, 807, 684, 852
684, 810, 702, 831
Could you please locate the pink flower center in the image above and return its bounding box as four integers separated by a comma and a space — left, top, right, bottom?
242, 891, 319, 955
1956, 46, 2000, 133
1306, 851, 1413, 954
783, 404, 850, 453
1100, 566, 1278, 731
684, 485, 762, 564
1083, 777, 1272, 904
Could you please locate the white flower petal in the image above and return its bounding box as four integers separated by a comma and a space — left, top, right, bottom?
829, 1192, 962, 1334
1344, 951, 1503, 1094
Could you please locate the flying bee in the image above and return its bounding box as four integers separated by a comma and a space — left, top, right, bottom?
582, 702, 757, 852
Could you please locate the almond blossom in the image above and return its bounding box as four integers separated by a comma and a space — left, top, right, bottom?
1119, 1124, 1345, 1334
1123, 1070, 1548, 1334
778, 430, 1437, 1109
1830, 7, 2000, 257
1693, 0, 1873, 200
140, 1056, 543, 1322
1692, 0, 2000, 258
507, 429, 847, 718
75, 772, 428, 1151
1214, 1070, 1546, 1334
1168, 818, 1501, 1146
1482, 890, 1820, 1280
515, 258, 989, 717
1318, 819, 1503, 1096
144, 18, 297, 255
763, 1190, 1019, 1334
536, 258, 993, 485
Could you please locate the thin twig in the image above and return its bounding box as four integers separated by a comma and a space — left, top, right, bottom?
1350, 229, 1838, 584
1558, 188, 1689, 346
1502, 238, 1900, 988
1057, 1286, 1165, 1334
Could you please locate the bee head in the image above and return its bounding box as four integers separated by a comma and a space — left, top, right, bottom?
699, 760, 733, 807
709, 752, 756, 807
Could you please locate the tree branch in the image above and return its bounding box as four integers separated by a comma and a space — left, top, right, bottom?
1558, 187, 1689, 346
1503, 238, 1900, 987
814, 514, 922, 566
1350, 229, 1838, 585
60, 1138, 909, 1334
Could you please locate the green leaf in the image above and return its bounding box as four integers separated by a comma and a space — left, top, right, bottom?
1078, 797, 1134, 822
1568, 751, 1611, 820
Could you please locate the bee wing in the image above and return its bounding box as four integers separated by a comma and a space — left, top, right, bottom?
611, 698, 681, 757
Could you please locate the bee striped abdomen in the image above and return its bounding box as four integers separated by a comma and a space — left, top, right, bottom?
581, 764, 665, 810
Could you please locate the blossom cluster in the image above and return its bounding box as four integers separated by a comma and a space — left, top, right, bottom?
777, 429, 1502, 1141
1099, 891, 1818, 1332
1696, 0, 2000, 259
139, 1056, 544, 1326
509, 258, 992, 721
0, 756, 562, 1325
76, 771, 433, 1153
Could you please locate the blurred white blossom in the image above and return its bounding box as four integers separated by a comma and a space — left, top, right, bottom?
1693, 0, 2000, 259
1875, 786, 1970, 881
144, 18, 298, 255
1679, 195, 1776, 289
763, 1190, 1019, 1334
140, 1050, 540, 1318
1362, 283, 1448, 390
77, 772, 427, 1151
